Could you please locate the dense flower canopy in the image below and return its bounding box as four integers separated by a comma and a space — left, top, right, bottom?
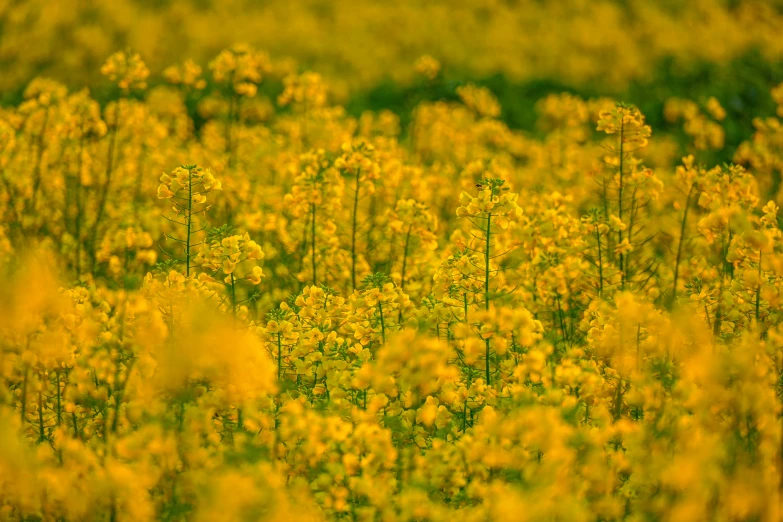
2, 5, 783, 521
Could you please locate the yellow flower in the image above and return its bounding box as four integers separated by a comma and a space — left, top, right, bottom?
614, 238, 633, 256
247, 266, 264, 285
414, 55, 441, 81
157, 184, 174, 199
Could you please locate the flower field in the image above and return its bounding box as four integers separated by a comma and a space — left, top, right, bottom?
2, 1, 783, 520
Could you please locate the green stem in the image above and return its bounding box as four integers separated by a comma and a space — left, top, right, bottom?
277, 332, 283, 382
636, 324, 641, 372
671, 184, 696, 306
29, 107, 50, 212
613, 378, 623, 421
555, 293, 568, 347
89, 99, 121, 271
20, 363, 29, 429
756, 249, 763, 325
484, 211, 492, 311
111, 359, 135, 434
596, 228, 604, 297
400, 225, 412, 291
75, 134, 85, 278
714, 231, 727, 336
185, 167, 193, 276
351, 168, 361, 290
311, 202, 317, 286
485, 338, 491, 387
618, 117, 625, 288
378, 301, 386, 345
55, 371, 62, 427
230, 274, 236, 318
37, 389, 45, 442
484, 208, 492, 386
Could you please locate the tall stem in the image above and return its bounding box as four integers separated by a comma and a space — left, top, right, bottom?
277, 332, 283, 382
111, 359, 134, 434
351, 168, 361, 290
311, 202, 317, 286
378, 302, 386, 345
75, 133, 85, 277
29, 107, 50, 212
20, 363, 29, 429
618, 118, 625, 288
596, 228, 604, 297
230, 274, 236, 317
556, 293, 568, 347
89, 99, 121, 270
756, 249, 763, 325
55, 371, 62, 427
671, 184, 696, 306
400, 225, 412, 291
37, 389, 45, 442
185, 167, 193, 276
714, 228, 730, 336
484, 207, 492, 386
484, 211, 492, 312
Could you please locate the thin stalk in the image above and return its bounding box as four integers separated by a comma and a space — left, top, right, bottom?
89, 99, 121, 270
596, 228, 604, 297
20, 364, 29, 429
484, 208, 492, 386
29, 107, 50, 212
72, 411, 80, 440
756, 250, 763, 325
64, 367, 81, 440
613, 378, 623, 421
37, 389, 45, 442
485, 338, 491, 387
400, 225, 412, 290
378, 301, 386, 345
351, 168, 361, 290
484, 211, 492, 311
55, 371, 62, 427
311, 202, 317, 286
75, 134, 85, 277
714, 231, 727, 336
277, 333, 283, 382
636, 324, 641, 372
555, 293, 568, 347
230, 274, 236, 317
671, 184, 696, 306
111, 359, 135, 433
626, 190, 637, 284
618, 118, 625, 288
185, 167, 193, 276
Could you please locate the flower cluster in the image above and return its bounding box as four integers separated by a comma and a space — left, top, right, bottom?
1, 45, 783, 522
100, 50, 150, 92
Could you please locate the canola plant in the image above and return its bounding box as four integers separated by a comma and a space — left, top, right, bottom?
1, 5, 783, 519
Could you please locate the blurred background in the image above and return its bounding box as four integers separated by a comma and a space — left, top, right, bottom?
2, 0, 783, 157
